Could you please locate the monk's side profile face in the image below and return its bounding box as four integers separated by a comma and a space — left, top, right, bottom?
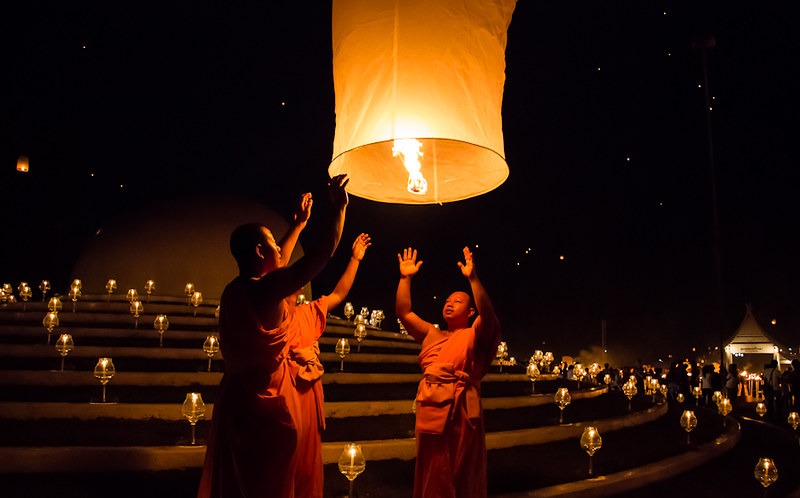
255, 227, 281, 275
442, 291, 475, 328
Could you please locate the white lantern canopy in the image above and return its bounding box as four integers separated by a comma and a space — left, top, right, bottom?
329, 0, 517, 204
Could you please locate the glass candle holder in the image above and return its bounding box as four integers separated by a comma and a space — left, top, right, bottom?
143, 280, 155, 303
181, 392, 206, 445
191, 291, 203, 317
343, 302, 354, 321
754, 457, 778, 491
354, 323, 367, 352
680, 409, 697, 444
154, 314, 169, 347
48, 296, 62, 313
43, 311, 60, 345
130, 300, 143, 328
338, 443, 366, 498
18, 283, 33, 311
692, 385, 702, 405
184, 283, 195, 305
39, 280, 51, 301
203, 335, 220, 372
526, 362, 540, 395
335, 338, 351, 372
622, 380, 638, 411
126, 288, 139, 303
68, 285, 81, 312
93, 357, 116, 403
55, 333, 74, 372
105, 279, 117, 302
554, 387, 571, 424
580, 426, 602, 476
787, 411, 800, 430
718, 397, 733, 426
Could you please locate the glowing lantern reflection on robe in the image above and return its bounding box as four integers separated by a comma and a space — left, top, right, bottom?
329, 0, 517, 204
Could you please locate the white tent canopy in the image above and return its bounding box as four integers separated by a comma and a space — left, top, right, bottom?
724, 304, 789, 369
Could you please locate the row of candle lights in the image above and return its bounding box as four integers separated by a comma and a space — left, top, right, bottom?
49, 330, 220, 374
331, 304, 387, 370
554, 383, 780, 491
1, 279, 211, 310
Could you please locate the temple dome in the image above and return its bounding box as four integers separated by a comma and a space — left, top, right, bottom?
71, 194, 303, 300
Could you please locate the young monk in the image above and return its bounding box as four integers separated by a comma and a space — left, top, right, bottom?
396, 246, 501, 498
284, 232, 371, 498
197, 174, 349, 498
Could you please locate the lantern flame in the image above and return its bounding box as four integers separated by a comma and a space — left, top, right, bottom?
392, 138, 427, 195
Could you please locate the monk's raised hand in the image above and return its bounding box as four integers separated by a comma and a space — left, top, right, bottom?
457, 246, 475, 279
398, 247, 423, 277
327, 174, 349, 208
294, 192, 313, 224
352, 233, 372, 261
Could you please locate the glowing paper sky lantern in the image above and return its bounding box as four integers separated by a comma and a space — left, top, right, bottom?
329, 0, 517, 204
16, 156, 29, 173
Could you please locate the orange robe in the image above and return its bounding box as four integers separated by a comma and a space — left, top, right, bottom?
413, 318, 500, 498
197, 278, 326, 498
287, 296, 328, 498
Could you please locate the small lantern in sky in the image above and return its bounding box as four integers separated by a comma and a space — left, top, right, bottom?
329, 0, 517, 204
16, 156, 29, 173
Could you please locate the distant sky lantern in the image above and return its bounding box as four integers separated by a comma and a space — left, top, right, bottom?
16, 156, 29, 173
329, 0, 517, 204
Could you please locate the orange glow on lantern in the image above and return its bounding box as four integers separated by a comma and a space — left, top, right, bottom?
329, 0, 517, 204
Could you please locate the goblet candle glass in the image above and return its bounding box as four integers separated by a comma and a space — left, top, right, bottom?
338, 443, 366, 498
527, 362, 540, 395
94, 357, 115, 403
554, 387, 571, 424
203, 335, 220, 372
680, 409, 697, 445
68, 285, 81, 312
55, 333, 74, 371
181, 392, 206, 445
105, 279, 117, 301
154, 314, 169, 347
143, 280, 155, 303
335, 338, 351, 372
39, 280, 51, 301
754, 457, 778, 496
580, 426, 602, 476
191, 291, 203, 317
43, 311, 59, 345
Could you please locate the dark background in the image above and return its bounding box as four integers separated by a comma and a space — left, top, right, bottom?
3, 0, 797, 366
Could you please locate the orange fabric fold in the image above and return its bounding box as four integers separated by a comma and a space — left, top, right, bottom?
291, 343, 325, 382
417, 362, 480, 434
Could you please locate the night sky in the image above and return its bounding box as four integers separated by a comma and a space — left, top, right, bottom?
3, 1, 797, 366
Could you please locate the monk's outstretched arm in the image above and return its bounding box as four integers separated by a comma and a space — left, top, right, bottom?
278, 192, 312, 267
396, 247, 430, 343
264, 175, 349, 299
327, 233, 371, 310
458, 247, 500, 343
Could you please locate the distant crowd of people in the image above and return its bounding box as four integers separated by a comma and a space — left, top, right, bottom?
553, 357, 800, 423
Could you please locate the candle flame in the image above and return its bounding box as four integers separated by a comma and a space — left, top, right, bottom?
392, 138, 428, 195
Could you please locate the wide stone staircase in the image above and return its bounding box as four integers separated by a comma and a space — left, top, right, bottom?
0, 290, 797, 497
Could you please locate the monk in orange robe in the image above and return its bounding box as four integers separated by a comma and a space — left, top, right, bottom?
396, 246, 501, 498
197, 175, 349, 498
285, 232, 371, 498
